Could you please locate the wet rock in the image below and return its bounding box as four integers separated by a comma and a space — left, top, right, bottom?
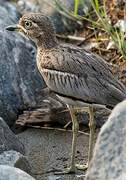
0, 117, 25, 154
86, 100, 126, 180
0, 150, 31, 174
17, 0, 92, 33
0, 3, 45, 125
0, 165, 35, 180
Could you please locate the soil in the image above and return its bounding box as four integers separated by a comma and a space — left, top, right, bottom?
18, 128, 94, 180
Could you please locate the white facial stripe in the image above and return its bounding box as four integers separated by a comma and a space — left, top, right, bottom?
18, 25, 27, 34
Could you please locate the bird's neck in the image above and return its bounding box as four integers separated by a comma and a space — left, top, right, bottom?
36, 33, 58, 50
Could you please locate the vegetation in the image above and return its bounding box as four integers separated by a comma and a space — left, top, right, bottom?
55, 0, 126, 59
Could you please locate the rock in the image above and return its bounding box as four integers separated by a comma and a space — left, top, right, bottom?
0, 117, 25, 154
0, 165, 35, 180
76, 108, 110, 128
0, 2, 20, 29
115, 19, 126, 32
107, 19, 126, 50
86, 100, 126, 180
0, 3, 45, 125
16, 0, 92, 33
0, 150, 31, 174
0, 0, 8, 4
47, 176, 63, 180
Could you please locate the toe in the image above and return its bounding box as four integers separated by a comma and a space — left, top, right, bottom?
76, 164, 88, 171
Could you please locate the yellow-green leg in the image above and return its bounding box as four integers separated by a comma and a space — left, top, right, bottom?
88, 106, 95, 163
68, 106, 79, 173
55, 106, 95, 174
55, 106, 79, 174
74, 106, 95, 170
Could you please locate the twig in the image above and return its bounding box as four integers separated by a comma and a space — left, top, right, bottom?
56, 34, 85, 42
64, 121, 71, 129
78, 32, 96, 46
26, 125, 89, 136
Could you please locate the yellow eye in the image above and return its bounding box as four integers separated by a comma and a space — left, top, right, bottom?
24, 21, 32, 29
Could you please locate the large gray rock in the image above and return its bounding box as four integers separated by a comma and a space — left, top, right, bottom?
0, 150, 31, 174
0, 117, 25, 154
0, 165, 35, 180
0, 2, 20, 28
86, 100, 126, 180
0, 3, 45, 125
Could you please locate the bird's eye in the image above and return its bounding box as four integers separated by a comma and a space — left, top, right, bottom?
24, 21, 32, 29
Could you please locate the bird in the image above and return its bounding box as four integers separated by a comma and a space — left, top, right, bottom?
6, 13, 126, 174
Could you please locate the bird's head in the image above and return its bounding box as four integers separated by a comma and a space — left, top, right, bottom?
6, 13, 58, 48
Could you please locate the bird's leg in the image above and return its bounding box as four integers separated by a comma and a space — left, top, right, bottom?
55, 106, 95, 174
74, 106, 95, 171
55, 106, 79, 174
88, 106, 95, 164
68, 106, 79, 172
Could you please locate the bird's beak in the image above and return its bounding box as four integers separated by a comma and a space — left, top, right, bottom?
5, 24, 27, 34
6, 24, 21, 31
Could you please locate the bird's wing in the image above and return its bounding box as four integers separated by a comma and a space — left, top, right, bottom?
40, 45, 126, 107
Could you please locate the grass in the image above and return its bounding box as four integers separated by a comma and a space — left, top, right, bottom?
91, 0, 126, 59
55, 0, 126, 59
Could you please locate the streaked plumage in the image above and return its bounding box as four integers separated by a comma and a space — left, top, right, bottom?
6, 13, 126, 174
37, 44, 126, 108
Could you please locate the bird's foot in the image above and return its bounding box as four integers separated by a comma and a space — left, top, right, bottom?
54, 164, 88, 175
76, 163, 88, 171
54, 166, 76, 175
